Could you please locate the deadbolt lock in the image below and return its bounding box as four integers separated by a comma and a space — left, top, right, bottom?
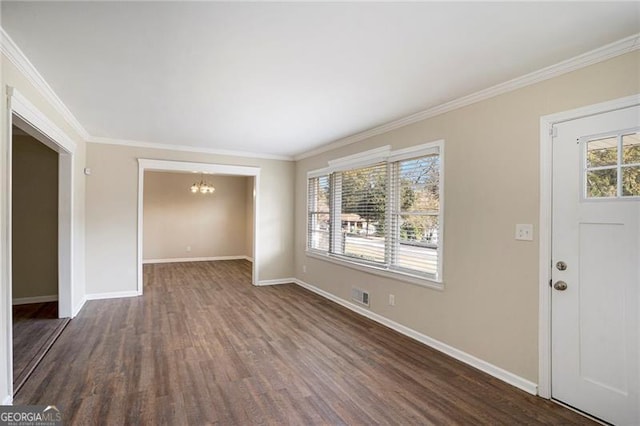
556, 261, 567, 271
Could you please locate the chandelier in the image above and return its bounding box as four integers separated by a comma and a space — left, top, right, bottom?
190, 175, 215, 194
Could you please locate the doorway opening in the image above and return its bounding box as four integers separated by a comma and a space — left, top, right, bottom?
11, 126, 70, 393
3, 88, 76, 400
137, 159, 260, 293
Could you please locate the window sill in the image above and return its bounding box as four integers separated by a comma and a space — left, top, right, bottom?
305, 250, 444, 291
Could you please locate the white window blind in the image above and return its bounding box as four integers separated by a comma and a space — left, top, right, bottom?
307, 175, 330, 252
336, 163, 387, 264
390, 155, 440, 276
306, 142, 443, 282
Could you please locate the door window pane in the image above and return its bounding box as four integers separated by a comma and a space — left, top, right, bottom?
622, 133, 640, 165
587, 137, 618, 167
622, 166, 640, 197
586, 169, 617, 198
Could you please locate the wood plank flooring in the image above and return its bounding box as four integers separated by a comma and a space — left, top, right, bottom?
16, 260, 593, 425
12, 302, 69, 393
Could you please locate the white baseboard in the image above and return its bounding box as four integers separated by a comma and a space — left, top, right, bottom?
3, 394, 12, 405
85, 290, 141, 301
293, 278, 538, 396
72, 296, 87, 317
12, 295, 58, 305
143, 255, 252, 264
255, 277, 295, 286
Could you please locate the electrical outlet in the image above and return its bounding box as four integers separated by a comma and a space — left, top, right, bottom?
302, 265, 307, 273
515, 224, 534, 241
388, 294, 395, 306
186, 245, 192, 252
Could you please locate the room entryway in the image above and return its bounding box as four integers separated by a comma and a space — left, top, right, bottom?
550, 105, 639, 425
10, 125, 70, 394
137, 159, 260, 292
4, 89, 77, 401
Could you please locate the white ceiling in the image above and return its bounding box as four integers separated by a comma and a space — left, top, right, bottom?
1, 2, 639, 158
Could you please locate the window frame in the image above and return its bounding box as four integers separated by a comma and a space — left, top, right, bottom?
305, 141, 444, 289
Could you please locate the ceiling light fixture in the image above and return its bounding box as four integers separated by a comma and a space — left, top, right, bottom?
190, 175, 215, 194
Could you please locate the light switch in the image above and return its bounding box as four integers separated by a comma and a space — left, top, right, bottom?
515, 224, 534, 241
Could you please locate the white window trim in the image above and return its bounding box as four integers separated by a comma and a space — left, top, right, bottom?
306, 140, 445, 288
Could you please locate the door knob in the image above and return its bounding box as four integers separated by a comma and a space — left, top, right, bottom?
553, 281, 568, 291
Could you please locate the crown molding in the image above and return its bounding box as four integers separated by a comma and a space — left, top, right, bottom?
294, 33, 640, 161
1, 26, 90, 141
10, 87, 77, 154
87, 136, 293, 161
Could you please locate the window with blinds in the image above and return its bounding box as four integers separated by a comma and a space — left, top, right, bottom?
337, 163, 387, 264
306, 142, 443, 282
307, 175, 330, 252
391, 156, 440, 276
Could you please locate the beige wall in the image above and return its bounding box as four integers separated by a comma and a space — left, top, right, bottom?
1, 54, 87, 403
143, 172, 251, 260
294, 51, 640, 383
85, 144, 294, 294
11, 132, 58, 299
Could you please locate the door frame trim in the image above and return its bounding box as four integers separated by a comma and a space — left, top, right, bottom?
3, 86, 77, 402
538, 93, 640, 398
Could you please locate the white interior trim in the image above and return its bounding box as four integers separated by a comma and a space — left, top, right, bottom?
295, 33, 640, 161
137, 159, 261, 293
295, 278, 538, 395
12, 295, 58, 305
255, 278, 296, 286
72, 296, 86, 318
3, 86, 77, 403
9, 91, 76, 154
0, 27, 89, 140
538, 93, 640, 399
2, 395, 12, 405
88, 136, 293, 162
1, 114, 12, 405
306, 250, 444, 290
143, 255, 252, 264
327, 145, 391, 170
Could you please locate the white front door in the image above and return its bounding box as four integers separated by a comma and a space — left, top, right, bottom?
551, 105, 640, 425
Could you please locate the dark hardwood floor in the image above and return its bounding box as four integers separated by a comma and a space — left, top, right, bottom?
12, 302, 69, 394
16, 260, 593, 425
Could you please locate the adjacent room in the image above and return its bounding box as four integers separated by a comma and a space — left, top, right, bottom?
0, 1, 639, 424
143, 171, 254, 265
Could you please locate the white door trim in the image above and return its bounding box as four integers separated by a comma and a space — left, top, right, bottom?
136, 159, 261, 294
3, 87, 76, 401
538, 93, 640, 398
